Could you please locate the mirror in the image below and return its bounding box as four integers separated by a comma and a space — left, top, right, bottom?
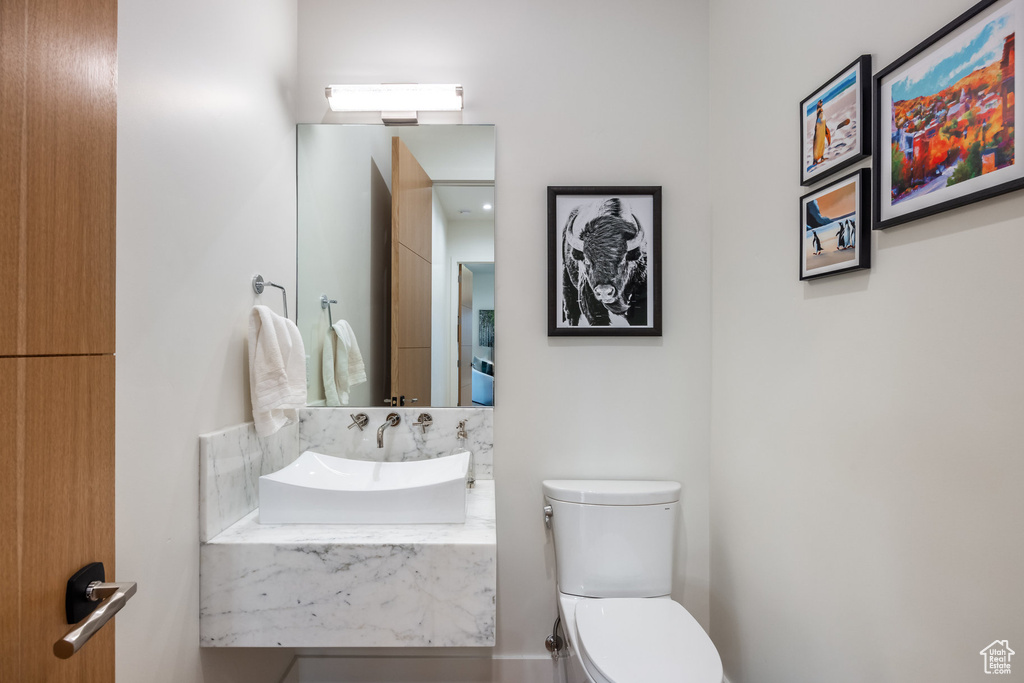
297, 125, 495, 408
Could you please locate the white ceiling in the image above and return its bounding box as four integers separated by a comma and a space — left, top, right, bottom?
393, 125, 495, 182
434, 184, 495, 224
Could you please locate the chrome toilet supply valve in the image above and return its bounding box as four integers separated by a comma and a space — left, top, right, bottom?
348, 413, 369, 431
412, 413, 433, 433
543, 505, 553, 529
545, 615, 565, 660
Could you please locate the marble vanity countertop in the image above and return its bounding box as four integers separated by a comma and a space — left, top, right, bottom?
200, 481, 496, 648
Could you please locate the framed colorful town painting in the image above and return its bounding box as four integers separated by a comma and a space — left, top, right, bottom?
876, 0, 1022, 229
800, 169, 872, 280
801, 55, 872, 186
547, 186, 662, 336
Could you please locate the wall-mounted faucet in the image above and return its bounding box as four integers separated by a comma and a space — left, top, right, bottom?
377, 413, 400, 448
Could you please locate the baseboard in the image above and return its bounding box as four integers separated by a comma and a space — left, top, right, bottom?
289, 655, 558, 683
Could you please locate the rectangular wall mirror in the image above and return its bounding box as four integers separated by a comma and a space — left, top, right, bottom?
297, 124, 496, 408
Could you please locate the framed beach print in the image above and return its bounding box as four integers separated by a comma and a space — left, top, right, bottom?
548, 186, 662, 336
801, 55, 872, 186
800, 168, 871, 280
876, 0, 1022, 228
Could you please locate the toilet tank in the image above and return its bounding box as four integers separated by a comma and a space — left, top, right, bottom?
543, 480, 681, 598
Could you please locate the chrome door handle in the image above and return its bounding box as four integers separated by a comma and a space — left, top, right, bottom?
53, 563, 137, 659
54, 582, 137, 659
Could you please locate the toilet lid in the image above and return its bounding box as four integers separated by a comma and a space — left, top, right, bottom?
575, 599, 723, 683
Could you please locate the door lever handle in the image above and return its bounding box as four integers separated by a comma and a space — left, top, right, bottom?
53, 562, 137, 659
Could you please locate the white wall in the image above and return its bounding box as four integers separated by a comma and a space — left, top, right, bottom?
117, 1, 298, 681
709, 1, 1024, 681
298, 0, 712, 665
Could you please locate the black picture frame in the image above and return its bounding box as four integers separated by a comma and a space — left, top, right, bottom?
547, 186, 662, 336
874, 0, 1021, 229
800, 168, 872, 280
801, 55, 872, 186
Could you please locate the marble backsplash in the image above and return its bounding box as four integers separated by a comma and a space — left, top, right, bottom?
199, 407, 493, 540
298, 407, 493, 478
199, 421, 298, 542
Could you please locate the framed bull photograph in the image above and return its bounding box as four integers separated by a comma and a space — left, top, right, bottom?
547, 186, 662, 336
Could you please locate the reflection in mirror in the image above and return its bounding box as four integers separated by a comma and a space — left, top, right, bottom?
297, 125, 495, 408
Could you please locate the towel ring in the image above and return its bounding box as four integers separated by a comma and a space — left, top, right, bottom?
253, 275, 288, 320
320, 294, 337, 327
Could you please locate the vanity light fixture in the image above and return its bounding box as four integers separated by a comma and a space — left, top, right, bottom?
324, 83, 463, 124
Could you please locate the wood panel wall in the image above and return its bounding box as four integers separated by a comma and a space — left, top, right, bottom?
0, 0, 118, 679
391, 137, 433, 405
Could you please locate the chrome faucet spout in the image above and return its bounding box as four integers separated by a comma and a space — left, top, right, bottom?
377, 413, 400, 448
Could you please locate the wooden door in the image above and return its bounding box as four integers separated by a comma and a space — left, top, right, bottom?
1, 358, 116, 681
390, 137, 432, 406
0, 0, 119, 678
0, 0, 117, 356
458, 265, 474, 406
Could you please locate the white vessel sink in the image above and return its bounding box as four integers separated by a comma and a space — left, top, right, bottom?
258, 450, 470, 524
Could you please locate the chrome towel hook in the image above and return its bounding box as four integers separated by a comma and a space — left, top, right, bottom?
253, 274, 288, 320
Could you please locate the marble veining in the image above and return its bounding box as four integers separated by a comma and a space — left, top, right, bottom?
199, 421, 299, 542
200, 481, 496, 648
299, 408, 493, 479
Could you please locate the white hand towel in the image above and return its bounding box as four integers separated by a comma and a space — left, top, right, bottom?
323, 320, 367, 406
248, 305, 307, 437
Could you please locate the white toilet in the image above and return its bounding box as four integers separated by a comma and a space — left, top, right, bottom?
543, 479, 723, 683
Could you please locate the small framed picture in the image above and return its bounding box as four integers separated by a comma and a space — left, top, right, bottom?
875, 0, 1022, 228
801, 55, 872, 186
800, 168, 871, 280
548, 186, 661, 336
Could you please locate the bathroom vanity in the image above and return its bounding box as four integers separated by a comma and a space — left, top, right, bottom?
198, 408, 496, 648
200, 481, 495, 647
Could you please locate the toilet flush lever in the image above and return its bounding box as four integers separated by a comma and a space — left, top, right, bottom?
543, 505, 553, 529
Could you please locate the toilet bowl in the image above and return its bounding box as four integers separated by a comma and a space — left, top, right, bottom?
544, 480, 723, 683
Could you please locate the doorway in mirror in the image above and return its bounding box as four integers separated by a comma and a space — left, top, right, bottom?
457, 262, 494, 407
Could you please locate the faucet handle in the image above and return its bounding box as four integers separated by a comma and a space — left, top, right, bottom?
412, 413, 433, 433
456, 419, 468, 440
348, 413, 369, 431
